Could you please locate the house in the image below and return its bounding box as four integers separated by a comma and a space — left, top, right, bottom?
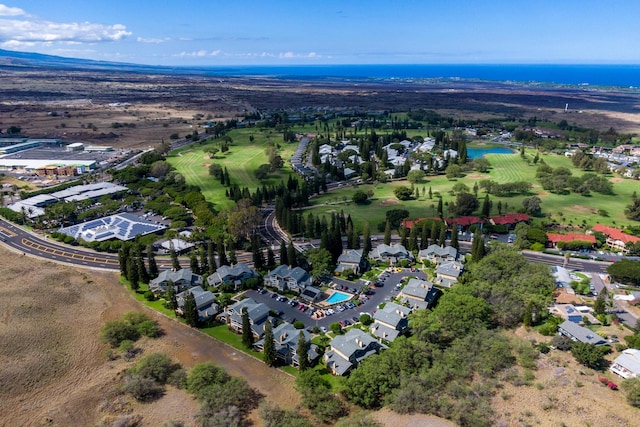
551, 304, 583, 323
265, 265, 313, 292
160, 238, 195, 254
557, 320, 607, 346
324, 328, 387, 376
300, 286, 323, 303
434, 261, 464, 287
592, 224, 640, 254
370, 302, 412, 342
489, 213, 530, 228
417, 244, 458, 264
550, 304, 600, 325
369, 244, 412, 264
226, 298, 270, 339
176, 286, 219, 321
447, 216, 483, 229
334, 249, 366, 275
149, 268, 203, 294
610, 349, 640, 379
254, 322, 320, 367
546, 233, 596, 249
399, 278, 440, 309
207, 263, 258, 290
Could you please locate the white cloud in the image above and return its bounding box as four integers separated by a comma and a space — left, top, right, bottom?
137, 36, 170, 44
179, 49, 208, 57
210, 49, 222, 56
279, 51, 320, 59
0, 4, 26, 16
0, 5, 130, 47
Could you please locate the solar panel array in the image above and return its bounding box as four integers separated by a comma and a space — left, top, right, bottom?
59, 213, 167, 242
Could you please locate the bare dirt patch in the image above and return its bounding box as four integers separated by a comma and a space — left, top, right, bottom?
373, 408, 455, 427
467, 173, 491, 180
611, 177, 624, 183
380, 199, 398, 206
538, 191, 550, 196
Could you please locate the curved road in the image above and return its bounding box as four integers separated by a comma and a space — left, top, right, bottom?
0, 217, 252, 271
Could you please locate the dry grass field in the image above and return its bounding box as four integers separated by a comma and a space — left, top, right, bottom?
0, 246, 301, 426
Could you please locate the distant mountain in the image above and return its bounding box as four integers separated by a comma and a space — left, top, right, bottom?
0, 48, 175, 73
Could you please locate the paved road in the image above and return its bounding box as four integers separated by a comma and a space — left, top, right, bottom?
0, 217, 253, 271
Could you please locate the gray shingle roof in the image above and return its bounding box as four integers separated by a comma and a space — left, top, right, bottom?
558, 320, 607, 346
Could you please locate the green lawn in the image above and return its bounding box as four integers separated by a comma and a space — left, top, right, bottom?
168, 129, 299, 210
169, 127, 640, 232
299, 148, 639, 232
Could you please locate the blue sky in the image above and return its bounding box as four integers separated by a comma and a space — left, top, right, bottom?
0, 1, 638, 66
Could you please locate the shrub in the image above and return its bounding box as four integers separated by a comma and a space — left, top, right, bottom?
131, 353, 178, 384
122, 375, 164, 401
101, 320, 140, 347
550, 335, 574, 351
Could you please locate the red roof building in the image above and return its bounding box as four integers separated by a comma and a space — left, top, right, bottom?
547, 233, 596, 248
447, 216, 483, 227
592, 224, 640, 253
403, 218, 441, 229
490, 213, 531, 226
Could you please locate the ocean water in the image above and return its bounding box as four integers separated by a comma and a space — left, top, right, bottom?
197, 64, 640, 88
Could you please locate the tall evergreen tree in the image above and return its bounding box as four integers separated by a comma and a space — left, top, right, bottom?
383, 220, 391, 245
430, 221, 439, 243
409, 224, 418, 252
199, 245, 208, 277
217, 239, 228, 266
279, 239, 288, 266
252, 236, 264, 270
450, 223, 459, 250
184, 291, 199, 326
297, 331, 310, 371
229, 248, 237, 265
263, 320, 277, 367
362, 221, 372, 256
288, 241, 297, 267
146, 244, 159, 279
428, 186, 433, 199
118, 244, 129, 276
132, 244, 149, 284
241, 307, 253, 348
471, 229, 486, 262
165, 281, 177, 310
127, 257, 139, 292
266, 247, 275, 267
170, 246, 180, 270
437, 197, 443, 217
352, 229, 361, 250
400, 226, 408, 248
439, 224, 447, 246
190, 250, 200, 274
207, 241, 217, 275
420, 223, 429, 249
481, 195, 492, 218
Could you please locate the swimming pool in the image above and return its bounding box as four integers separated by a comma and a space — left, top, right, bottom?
325, 291, 351, 305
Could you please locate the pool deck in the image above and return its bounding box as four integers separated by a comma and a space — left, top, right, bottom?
317, 289, 354, 308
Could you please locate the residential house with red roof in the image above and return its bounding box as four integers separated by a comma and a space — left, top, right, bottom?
546, 233, 596, 249
592, 224, 640, 254
490, 213, 530, 228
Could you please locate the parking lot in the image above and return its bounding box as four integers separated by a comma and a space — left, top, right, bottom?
244, 267, 429, 330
